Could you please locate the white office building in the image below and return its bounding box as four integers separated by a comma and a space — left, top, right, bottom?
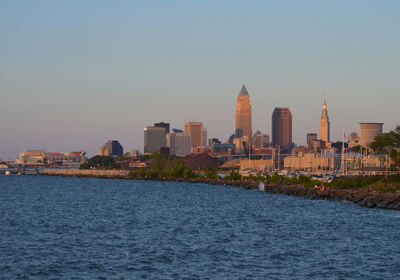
167, 132, 191, 156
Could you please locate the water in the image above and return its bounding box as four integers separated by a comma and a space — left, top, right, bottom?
1, 175, 400, 279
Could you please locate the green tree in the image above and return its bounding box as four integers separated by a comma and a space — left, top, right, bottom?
183, 167, 196, 178
139, 154, 151, 161
369, 125, 400, 171
171, 157, 185, 178
80, 155, 120, 169
145, 152, 192, 179
349, 145, 361, 153
202, 166, 218, 179
137, 168, 147, 178
225, 170, 242, 181
271, 172, 281, 184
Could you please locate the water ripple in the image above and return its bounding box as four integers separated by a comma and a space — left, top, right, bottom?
1, 175, 400, 279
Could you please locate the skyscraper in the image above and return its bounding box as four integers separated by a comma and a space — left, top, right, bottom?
254, 134, 270, 149
154, 122, 170, 133
144, 126, 166, 153
98, 140, 123, 157
184, 122, 203, 147
235, 85, 252, 143
166, 132, 191, 156
203, 128, 207, 146
319, 99, 330, 143
272, 108, 292, 151
307, 133, 318, 146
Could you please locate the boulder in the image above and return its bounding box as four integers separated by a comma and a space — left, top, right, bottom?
376, 199, 389, 209
392, 201, 400, 210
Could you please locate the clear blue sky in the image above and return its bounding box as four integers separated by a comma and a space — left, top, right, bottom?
1, 0, 399, 159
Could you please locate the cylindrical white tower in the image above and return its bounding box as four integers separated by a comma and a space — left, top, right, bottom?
359, 123, 383, 146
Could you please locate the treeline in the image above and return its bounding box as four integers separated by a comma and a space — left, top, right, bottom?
224, 170, 323, 187
128, 152, 218, 179
80, 155, 120, 169
328, 175, 400, 191
80, 153, 400, 191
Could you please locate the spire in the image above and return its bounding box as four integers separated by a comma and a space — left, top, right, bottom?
321, 98, 328, 118
320, 97, 330, 143
238, 85, 249, 96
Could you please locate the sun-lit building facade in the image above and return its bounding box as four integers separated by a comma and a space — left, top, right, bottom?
359, 123, 383, 146
235, 85, 252, 144
320, 99, 330, 143
184, 122, 204, 148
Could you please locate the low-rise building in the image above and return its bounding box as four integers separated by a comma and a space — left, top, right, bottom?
46, 151, 86, 168
348, 132, 360, 148
179, 153, 220, 170
15, 150, 86, 168
211, 143, 235, 153
253, 134, 270, 149
284, 152, 384, 171
130, 149, 140, 158
284, 152, 338, 171
15, 150, 46, 164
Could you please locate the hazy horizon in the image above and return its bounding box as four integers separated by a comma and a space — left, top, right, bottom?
1, 1, 399, 160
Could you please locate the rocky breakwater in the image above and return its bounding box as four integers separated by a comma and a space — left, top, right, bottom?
198, 179, 400, 211
257, 183, 400, 211
42, 169, 400, 211
43, 169, 131, 179
151, 178, 400, 211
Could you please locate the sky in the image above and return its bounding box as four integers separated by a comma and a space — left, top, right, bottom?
0, 0, 399, 160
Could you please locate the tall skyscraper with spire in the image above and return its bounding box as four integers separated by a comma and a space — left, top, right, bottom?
319, 99, 330, 143
235, 85, 252, 144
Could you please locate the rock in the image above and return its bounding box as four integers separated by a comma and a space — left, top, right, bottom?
366, 198, 376, 208
358, 198, 367, 207
335, 194, 347, 201
376, 199, 389, 209
392, 202, 400, 210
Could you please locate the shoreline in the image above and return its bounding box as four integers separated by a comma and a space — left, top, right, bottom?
41, 169, 400, 211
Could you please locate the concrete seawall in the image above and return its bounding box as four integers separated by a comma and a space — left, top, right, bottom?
42, 169, 400, 211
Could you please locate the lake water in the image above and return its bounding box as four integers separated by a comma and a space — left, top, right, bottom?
1, 175, 400, 279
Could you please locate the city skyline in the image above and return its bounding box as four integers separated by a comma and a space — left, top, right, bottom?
1, 1, 399, 159
0, 83, 396, 160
